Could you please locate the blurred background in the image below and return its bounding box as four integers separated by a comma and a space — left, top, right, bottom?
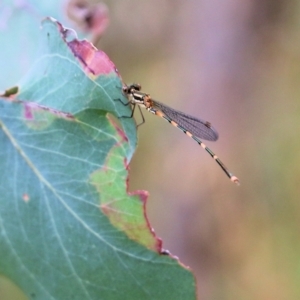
92, 0, 300, 299
2, 0, 300, 299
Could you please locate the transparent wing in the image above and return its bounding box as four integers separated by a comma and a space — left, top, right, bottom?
152, 100, 219, 141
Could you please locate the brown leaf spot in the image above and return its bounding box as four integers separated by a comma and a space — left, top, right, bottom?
24, 104, 34, 119
90, 145, 162, 252
22, 193, 30, 203
68, 39, 118, 76
0, 86, 19, 98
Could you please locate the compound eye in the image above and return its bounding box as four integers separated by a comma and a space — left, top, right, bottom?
133, 83, 141, 91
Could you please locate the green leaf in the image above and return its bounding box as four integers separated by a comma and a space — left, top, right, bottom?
0, 18, 195, 299
0, 0, 73, 90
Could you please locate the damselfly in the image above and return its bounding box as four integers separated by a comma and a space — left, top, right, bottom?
122, 83, 239, 185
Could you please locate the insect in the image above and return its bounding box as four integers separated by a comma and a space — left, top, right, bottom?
122, 83, 239, 185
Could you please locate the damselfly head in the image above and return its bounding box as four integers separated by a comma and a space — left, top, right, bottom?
123, 83, 142, 94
